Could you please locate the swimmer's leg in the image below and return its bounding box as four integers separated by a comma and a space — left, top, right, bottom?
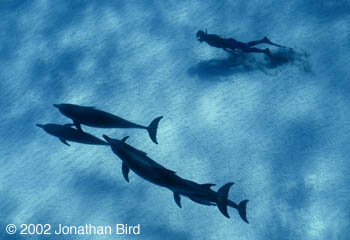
249, 37, 290, 49
244, 47, 272, 57
223, 48, 237, 54
247, 37, 270, 47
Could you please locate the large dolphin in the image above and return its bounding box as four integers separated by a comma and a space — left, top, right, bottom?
102, 135, 249, 223
53, 103, 163, 144
36, 123, 108, 146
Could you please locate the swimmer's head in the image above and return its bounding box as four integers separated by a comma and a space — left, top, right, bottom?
196, 30, 207, 42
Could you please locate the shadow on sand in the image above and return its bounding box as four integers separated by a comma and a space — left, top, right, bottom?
188, 49, 311, 80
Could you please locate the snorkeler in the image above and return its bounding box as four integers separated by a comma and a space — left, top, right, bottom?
196, 30, 290, 57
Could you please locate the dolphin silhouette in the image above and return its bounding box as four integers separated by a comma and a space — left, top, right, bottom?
36, 123, 108, 146
53, 103, 163, 144
103, 135, 249, 223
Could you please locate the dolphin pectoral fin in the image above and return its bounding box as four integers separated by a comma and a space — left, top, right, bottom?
59, 138, 70, 146
173, 192, 182, 208
122, 163, 130, 182
73, 121, 83, 132
64, 123, 74, 127
121, 136, 129, 142
216, 182, 234, 218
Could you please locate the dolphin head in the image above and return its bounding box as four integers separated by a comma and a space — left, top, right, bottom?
36, 124, 44, 128
103, 135, 126, 144
103, 135, 121, 155
102, 135, 112, 144
53, 103, 69, 111
103, 135, 129, 143
103, 135, 129, 153
53, 103, 75, 116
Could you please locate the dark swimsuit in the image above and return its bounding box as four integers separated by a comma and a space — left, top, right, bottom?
226, 38, 249, 51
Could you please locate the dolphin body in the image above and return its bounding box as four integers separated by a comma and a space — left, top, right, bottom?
103, 135, 249, 223
36, 123, 108, 146
53, 103, 163, 144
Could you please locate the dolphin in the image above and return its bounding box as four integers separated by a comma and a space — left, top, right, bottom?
36, 123, 108, 146
53, 103, 163, 144
102, 135, 249, 223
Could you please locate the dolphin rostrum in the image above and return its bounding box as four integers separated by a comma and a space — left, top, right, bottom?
53, 103, 163, 144
36, 123, 108, 146
103, 135, 249, 223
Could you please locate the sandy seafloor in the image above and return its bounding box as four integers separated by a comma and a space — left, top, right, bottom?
0, 0, 349, 239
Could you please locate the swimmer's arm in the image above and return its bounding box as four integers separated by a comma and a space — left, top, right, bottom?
223, 48, 236, 54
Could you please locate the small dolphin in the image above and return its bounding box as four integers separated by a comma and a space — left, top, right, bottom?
103, 135, 249, 223
53, 103, 163, 144
36, 123, 108, 146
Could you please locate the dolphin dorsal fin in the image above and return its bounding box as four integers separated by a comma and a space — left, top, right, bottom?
201, 183, 216, 189
122, 136, 129, 142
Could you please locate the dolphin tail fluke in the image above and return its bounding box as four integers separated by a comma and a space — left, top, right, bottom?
216, 182, 249, 223
237, 200, 249, 223
147, 116, 163, 144
216, 182, 234, 218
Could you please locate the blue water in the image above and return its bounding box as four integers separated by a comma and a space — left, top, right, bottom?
1, 1, 349, 239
